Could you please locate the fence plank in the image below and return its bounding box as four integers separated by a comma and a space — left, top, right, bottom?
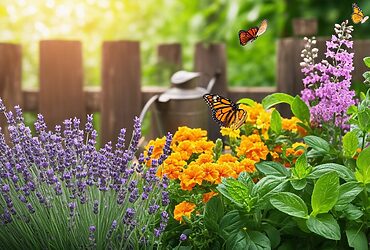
39, 40, 85, 130
0, 43, 22, 136
101, 41, 141, 145
157, 43, 182, 75
194, 43, 227, 141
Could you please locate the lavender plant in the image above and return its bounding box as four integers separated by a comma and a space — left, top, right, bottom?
300, 20, 356, 139
0, 99, 172, 249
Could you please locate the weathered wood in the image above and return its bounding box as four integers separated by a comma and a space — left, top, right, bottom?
39, 40, 85, 129
157, 43, 182, 76
228, 87, 276, 103
0, 43, 22, 137
292, 18, 318, 36
101, 41, 141, 145
194, 43, 227, 141
353, 40, 370, 83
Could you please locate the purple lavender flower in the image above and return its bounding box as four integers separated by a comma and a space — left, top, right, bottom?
300, 20, 356, 129
89, 225, 96, 232
179, 233, 187, 241
26, 203, 35, 213
148, 204, 160, 214
93, 200, 99, 214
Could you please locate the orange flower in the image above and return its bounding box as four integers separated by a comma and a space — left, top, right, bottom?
236, 135, 269, 162
157, 152, 185, 179
282, 117, 307, 136
173, 140, 195, 161
217, 154, 238, 163
239, 158, 256, 173
286, 142, 307, 157
173, 127, 207, 143
202, 191, 218, 203
194, 140, 215, 154
214, 163, 237, 184
179, 164, 204, 190
174, 201, 196, 222
144, 136, 166, 164
201, 162, 219, 183
240, 102, 265, 124
196, 153, 214, 164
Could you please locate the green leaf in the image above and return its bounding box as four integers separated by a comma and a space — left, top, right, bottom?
358, 110, 370, 132
252, 176, 288, 206
270, 192, 308, 219
363, 56, 370, 68
255, 161, 290, 177
306, 214, 341, 240
270, 109, 282, 134
290, 179, 307, 190
335, 182, 363, 211
311, 172, 339, 216
304, 135, 330, 153
225, 230, 249, 250
308, 163, 355, 181
291, 96, 310, 123
204, 196, 224, 232
262, 93, 294, 110
343, 204, 364, 220
220, 210, 245, 237
261, 224, 280, 249
217, 178, 251, 208
238, 98, 256, 106
342, 131, 359, 158
355, 147, 370, 184
346, 226, 368, 250
248, 231, 271, 250
363, 71, 370, 82
292, 153, 310, 179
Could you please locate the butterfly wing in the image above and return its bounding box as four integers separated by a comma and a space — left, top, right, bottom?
361, 15, 369, 23
352, 3, 365, 24
256, 19, 268, 36
239, 27, 258, 46
203, 94, 247, 129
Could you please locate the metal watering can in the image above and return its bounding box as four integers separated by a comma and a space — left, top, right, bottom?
140, 70, 216, 137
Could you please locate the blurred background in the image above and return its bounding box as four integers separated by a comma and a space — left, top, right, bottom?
1, 0, 369, 89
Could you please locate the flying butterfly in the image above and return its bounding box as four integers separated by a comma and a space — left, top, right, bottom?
239, 19, 268, 46
203, 94, 247, 130
352, 3, 369, 24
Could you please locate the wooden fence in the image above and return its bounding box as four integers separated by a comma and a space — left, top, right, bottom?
1, 19, 370, 144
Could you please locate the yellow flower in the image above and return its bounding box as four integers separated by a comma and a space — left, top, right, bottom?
220, 127, 240, 138
174, 201, 196, 222
202, 191, 218, 203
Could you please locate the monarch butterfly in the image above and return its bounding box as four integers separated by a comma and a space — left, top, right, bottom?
239, 19, 268, 46
352, 3, 369, 24
203, 94, 247, 130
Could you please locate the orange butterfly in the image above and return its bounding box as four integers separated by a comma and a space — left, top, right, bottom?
352, 3, 369, 24
203, 94, 247, 130
239, 19, 268, 46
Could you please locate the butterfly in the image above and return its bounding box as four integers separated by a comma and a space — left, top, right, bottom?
203, 94, 247, 130
352, 3, 369, 24
239, 19, 268, 46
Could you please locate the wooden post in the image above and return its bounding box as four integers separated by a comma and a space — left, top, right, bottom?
157, 43, 182, 75
292, 19, 318, 36
39, 40, 85, 130
0, 43, 22, 135
194, 42, 227, 141
101, 41, 141, 146
353, 40, 370, 82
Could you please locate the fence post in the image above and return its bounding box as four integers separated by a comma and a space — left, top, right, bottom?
157, 43, 182, 76
194, 42, 227, 141
101, 41, 141, 146
39, 40, 85, 130
353, 40, 370, 82
0, 43, 22, 135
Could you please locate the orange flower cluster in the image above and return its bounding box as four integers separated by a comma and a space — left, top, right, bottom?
282, 117, 307, 136
236, 134, 269, 162
271, 142, 308, 167
174, 201, 196, 222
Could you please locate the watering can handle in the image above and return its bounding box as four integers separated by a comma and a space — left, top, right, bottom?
139, 95, 159, 124
206, 71, 221, 92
